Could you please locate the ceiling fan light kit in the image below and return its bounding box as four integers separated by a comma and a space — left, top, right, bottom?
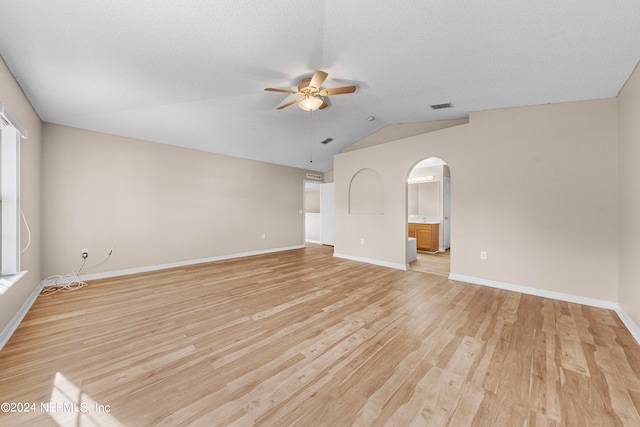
298, 96, 324, 111
265, 70, 356, 111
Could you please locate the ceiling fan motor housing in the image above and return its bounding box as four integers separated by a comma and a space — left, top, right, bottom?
298, 77, 319, 95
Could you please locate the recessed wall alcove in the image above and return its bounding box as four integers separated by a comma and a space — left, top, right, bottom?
348, 168, 384, 215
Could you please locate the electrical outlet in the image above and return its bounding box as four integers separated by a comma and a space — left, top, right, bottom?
360, 238, 365, 245
480, 251, 487, 260
261, 233, 266, 239
82, 248, 89, 259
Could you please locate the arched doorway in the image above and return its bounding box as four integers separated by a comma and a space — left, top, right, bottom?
406, 157, 451, 276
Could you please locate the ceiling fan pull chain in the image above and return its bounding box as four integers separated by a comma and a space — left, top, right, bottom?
309, 110, 313, 163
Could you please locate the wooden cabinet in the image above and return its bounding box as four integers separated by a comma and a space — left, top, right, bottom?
408, 223, 439, 252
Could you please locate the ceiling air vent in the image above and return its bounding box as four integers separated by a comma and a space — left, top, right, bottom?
430, 103, 453, 110
320, 137, 334, 145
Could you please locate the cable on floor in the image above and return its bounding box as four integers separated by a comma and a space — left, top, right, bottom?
39, 248, 114, 296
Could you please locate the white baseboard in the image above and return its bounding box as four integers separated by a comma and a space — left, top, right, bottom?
333, 252, 408, 271
305, 240, 322, 244
0, 281, 43, 351
449, 272, 640, 346
614, 306, 640, 345
42, 245, 305, 287
448, 273, 618, 310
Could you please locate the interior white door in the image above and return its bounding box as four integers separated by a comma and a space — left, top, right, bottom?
443, 176, 451, 250
320, 182, 334, 246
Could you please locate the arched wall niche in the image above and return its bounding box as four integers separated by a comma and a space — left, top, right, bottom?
349, 168, 384, 214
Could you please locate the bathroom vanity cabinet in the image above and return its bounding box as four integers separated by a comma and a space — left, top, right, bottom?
408, 223, 439, 252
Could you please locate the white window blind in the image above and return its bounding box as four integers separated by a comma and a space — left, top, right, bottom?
0, 101, 27, 276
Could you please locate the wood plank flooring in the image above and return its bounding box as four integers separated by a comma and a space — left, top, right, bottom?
409, 250, 450, 277
1, 244, 640, 426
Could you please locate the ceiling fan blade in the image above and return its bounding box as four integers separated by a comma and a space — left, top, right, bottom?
276, 97, 303, 110
309, 70, 328, 90
319, 101, 328, 110
319, 86, 356, 96
265, 88, 299, 94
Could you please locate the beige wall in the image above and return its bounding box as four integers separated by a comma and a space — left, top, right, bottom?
41, 124, 312, 278
0, 58, 42, 335
342, 119, 468, 153
323, 169, 334, 183
304, 190, 320, 213
335, 99, 619, 301
618, 62, 640, 325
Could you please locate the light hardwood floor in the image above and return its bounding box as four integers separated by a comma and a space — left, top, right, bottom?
409, 250, 450, 277
1, 244, 640, 426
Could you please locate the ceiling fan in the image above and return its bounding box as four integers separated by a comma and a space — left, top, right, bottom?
265, 70, 356, 111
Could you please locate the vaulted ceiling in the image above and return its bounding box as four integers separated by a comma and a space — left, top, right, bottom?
1, 1, 639, 172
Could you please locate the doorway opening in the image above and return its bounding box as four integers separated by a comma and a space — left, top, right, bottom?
304, 181, 322, 244
304, 181, 334, 247
406, 157, 451, 276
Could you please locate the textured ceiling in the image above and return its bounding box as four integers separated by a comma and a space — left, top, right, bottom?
1, 1, 639, 172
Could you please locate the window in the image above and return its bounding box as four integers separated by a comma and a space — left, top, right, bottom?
0, 101, 26, 278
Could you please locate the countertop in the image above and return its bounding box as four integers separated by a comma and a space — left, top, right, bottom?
408, 218, 440, 224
